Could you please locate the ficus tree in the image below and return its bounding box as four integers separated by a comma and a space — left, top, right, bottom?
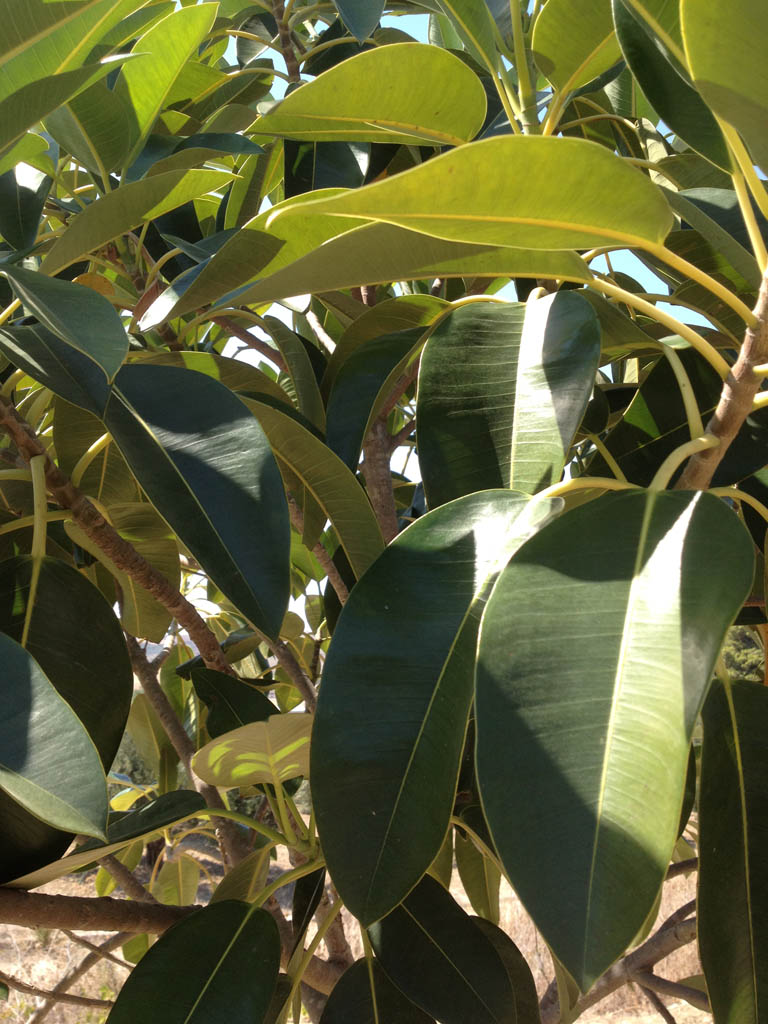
0, 0, 766, 1021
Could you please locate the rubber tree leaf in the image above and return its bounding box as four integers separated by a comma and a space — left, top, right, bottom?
326, 327, 425, 470
0, 555, 133, 883
102, 364, 290, 640
151, 855, 200, 907
320, 959, 435, 1024
0, 0, 146, 99
2, 265, 128, 381
331, 0, 384, 42
192, 713, 312, 787
0, 632, 107, 839
699, 680, 768, 1024
45, 82, 132, 177
250, 44, 486, 146
455, 830, 501, 924
368, 875, 516, 1024
211, 840, 272, 904
192, 667, 278, 738
0, 163, 51, 251
312, 490, 561, 925
114, 4, 219, 167
126, 693, 178, 794
267, 136, 674, 250
8, 791, 206, 889
106, 902, 280, 1024
533, 0, 621, 93
417, 293, 601, 507
472, 918, 542, 1024
40, 169, 235, 275
234, 221, 592, 309
432, 1, 501, 77
681, 0, 768, 173
242, 396, 385, 580
261, 316, 325, 431
476, 489, 755, 989
0, 61, 125, 162
613, 0, 729, 169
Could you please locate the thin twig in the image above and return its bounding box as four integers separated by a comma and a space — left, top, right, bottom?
126, 637, 251, 867
633, 972, 710, 1013
99, 853, 158, 904
212, 316, 287, 372
665, 858, 698, 880
287, 495, 348, 604
0, 969, 113, 1010
388, 418, 415, 454
272, 638, 317, 710
658, 898, 697, 932
638, 983, 678, 1024
28, 933, 130, 1024
60, 930, 132, 970
0, 395, 234, 675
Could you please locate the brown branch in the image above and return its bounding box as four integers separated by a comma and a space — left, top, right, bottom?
665, 858, 698, 881
212, 316, 287, 372
540, 917, 698, 1024
361, 419, 399, 543
272, 638, 317, 710
60, 930, 132, 971
0, 969, 113, 1010
0, 396, 233, 675
0, 888, 196, 933
638, 984, 678, 1024
272, 0, 300, 81
633, 972, 710, 1013
287, 495, 348, 605
126, 637, 250, 867
28, 933, 130, 1024
99, 853, 158, 904
266, 895, 345, 996
388, 418, 415, 454
677, 272, 768, 489
305, 309, 336, 356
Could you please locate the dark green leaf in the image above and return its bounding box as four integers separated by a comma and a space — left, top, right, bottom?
368, 875, 516, 1024
292, 868, 326, 953
106, 902, 280, 1024
312, 490, 561, 924
699, 680, 768, 1024
104, 365, 290, 640
455, 830, 501, 924
332, 0, 384, 42
192, 667, 278, 738
476, 489, 754, 988
0, 165, 51, 251
320, 959, 435, 1024
417, 294, 601, 506
472, 918, 541, 1024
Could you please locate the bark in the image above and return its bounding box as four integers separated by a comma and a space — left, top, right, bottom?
361, 419, 399, 543
0, 888, 196, 934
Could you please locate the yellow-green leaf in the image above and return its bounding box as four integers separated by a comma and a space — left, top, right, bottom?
193, 713, 313, 788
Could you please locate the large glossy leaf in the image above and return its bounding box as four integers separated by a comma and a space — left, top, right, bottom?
0, 632, 107, 839
242, 397, 384, 580
45, 82, 132, 177
235, 221, 592, 309
267, 136, 674, 250
250, 44, 485, 146
433, 1, 500, 76
312, 490, 561, 925
193, 713, 312, 787
331, 0, 384, 41
103, 365, 290, 640
8, 791, 206, 889
0, 323, 111, 416
613, 0, 729, 169
533, 0, 621, 93
476, 489, 754, 988
40, 169, 235, 276
115, 4, 219, 167
681, 0, 768, 173
699, 680, 768, 1024
368, 875, 516, 1024
192, 667, 277, 739
472, 918, 542, 1024
2, 265, 128, 381
106, 902, 280, 1024
320, 959, 435, 1024
0, 556, 133, 882
417, 293, 601, 507
0, 163, 51, 251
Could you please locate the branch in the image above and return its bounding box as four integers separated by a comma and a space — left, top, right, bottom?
0, 395, 234, 676
361, 419, 399, 544
126, 637, 251, 866
99, 852, 158, 903
273, 0, 300, 81
677, 271, 768, 489
272, 638, 318, 710
0, 887, 196, 933
60, 930, 132, 970
633, 971, 710, 1013
0, 969, 113, 1010
665, 858, 698, 881
540, 916, 698, 1024
638, 984, 678, 1024
212, 316, 287, 372
287, 494, 349, 605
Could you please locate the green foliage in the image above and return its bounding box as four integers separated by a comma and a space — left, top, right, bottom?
0, 2, 766, 1022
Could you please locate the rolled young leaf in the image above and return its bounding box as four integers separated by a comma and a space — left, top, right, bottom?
476, 489, 754, 989
312, 489, 561, 925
